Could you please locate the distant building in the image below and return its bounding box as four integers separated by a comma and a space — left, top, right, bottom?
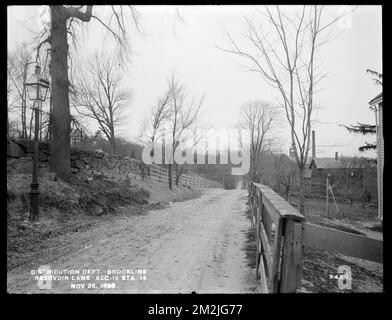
369, 92, 383, 220
309, 157, 342, 178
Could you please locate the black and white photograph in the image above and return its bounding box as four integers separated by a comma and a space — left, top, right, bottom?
6, 4, 383, 296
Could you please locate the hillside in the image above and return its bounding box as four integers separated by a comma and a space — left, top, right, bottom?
7, 170, 201, 271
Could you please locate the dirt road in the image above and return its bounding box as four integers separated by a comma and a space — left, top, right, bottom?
7, 188, 255, 293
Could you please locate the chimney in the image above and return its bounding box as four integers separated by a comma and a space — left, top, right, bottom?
312, 130, 316, 159
335, 152, 338, 161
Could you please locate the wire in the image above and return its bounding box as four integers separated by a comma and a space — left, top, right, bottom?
316, 136, 359, 154
313, 120, 344, 126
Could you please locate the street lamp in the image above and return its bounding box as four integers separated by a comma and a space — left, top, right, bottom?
25, 64, 50, 221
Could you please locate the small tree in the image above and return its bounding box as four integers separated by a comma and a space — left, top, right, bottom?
165, 77, 203, 190
72, 52, 132, 153
141, 84, 174, 145
142, 75, 203, 190
238, 100, 279, 183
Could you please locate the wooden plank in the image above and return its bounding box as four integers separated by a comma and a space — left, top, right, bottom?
258, 252, 269, 293
293, 222, 303, 289
279, 220, 303, 293
150, 166, 160, 173
255, 231, 261, 279
262, 205, 273, 240
270, 217, 283, 292
255, 183, 305, 221
303, 223, 383, 263
259, 223, 273, 275
261, 195, 281, 225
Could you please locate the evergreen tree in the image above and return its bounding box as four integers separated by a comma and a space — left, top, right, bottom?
344, 69, 382, 152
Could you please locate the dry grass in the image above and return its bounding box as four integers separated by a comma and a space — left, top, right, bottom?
7, 171, 202, 271
302, 246, 383, 293
287, 194, 380, 230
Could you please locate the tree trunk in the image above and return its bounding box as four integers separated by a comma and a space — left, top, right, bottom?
168, 163, 173, 190
49, 6, 71, 177
288, 175, 293, 203
285, 180, 289, 201
175, 163, 182, 186
110, 128, 116, 154
299, 168, 305, 214
250, 153, 258, 182
21, 65, 28, 138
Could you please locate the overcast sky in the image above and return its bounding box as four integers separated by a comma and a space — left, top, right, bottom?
7, 5, 382, 158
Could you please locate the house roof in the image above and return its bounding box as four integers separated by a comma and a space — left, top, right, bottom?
369, 92, 383, 106
310, 158, 342, 169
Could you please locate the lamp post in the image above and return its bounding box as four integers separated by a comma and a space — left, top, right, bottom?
25, 64, 50, 221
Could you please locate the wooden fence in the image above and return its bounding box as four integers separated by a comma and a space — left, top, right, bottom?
146, 164, 222, 189
248, 182, 383, 293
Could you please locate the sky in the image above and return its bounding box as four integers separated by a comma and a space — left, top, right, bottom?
7, 5, 382, 158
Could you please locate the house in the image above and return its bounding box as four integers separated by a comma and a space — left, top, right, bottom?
369, 92, 383, 220
309, 157, 343, 179
305, 156, 344, 195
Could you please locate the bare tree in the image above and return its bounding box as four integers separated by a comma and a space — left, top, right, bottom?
218, 5, 349, 213
32, 5, 141, 178
174, 123, 210, 187
142, 84, 174, 145
72, 52, 132, 153
7, 53, 19, 138
7, 46, 35, 139
143, 75, 203, 190
274, 153, 298, 202
166, 77, 204, 190
239, 100, 279, 183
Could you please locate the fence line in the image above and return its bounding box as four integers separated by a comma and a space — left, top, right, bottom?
248, 182, 383, 293
146, 163, 222, 189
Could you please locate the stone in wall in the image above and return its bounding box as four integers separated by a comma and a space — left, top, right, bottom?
90, 157, 103, 169
8, 139, 159, 181
73, 159, 84, 169
7, 141, 26, 158
95, 151, 104, 159
7, 158, 31, 174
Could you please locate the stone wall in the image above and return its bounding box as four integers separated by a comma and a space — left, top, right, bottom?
7, 139, 221, 188
7, 139, 149, 180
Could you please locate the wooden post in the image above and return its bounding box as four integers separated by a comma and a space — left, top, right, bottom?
326, 175, 329, 218
279, 219, 303, 293
329, 183, 341, 217
255, 205, 261, 279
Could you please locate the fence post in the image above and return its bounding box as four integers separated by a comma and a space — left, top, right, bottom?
326, 175, 329, 217
279, 219, 303, 293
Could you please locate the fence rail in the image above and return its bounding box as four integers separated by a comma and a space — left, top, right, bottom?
303, 223, 383, 263
249, 183, 304, 293
248, 182, 383, 293
146, 163, 222, 189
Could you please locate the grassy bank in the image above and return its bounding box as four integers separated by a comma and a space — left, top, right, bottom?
7, 171, 202, 271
